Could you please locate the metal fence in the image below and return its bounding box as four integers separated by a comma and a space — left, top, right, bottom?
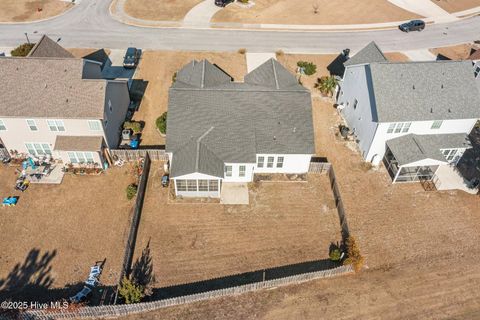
114, 154, 152, 304
109, 149, 168, 162
21, 265, 353, 320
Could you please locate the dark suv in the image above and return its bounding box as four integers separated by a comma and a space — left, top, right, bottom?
399, 20, 425, 32
215, 0, 234, 7
123, 47, 141, 69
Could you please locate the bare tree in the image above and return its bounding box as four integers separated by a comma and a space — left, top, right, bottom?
312, 2, 319, 14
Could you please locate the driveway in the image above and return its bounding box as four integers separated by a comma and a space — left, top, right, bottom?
387, 0, 457, 22
183, 0, 223, 27
101, 48, 138, 81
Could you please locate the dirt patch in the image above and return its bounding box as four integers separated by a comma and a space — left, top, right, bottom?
212, 0, 421, 25
430, 43, 478, 60
124, 0, 203, 21
133, 165, 341, 288
131, 51, 247, 146
431, 0, 480, 13
0, 165, 136, 296
0, 0, 72, 22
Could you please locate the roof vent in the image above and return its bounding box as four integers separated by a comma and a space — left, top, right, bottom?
448, 108, 452, 113
44, 83, 47, 88
66, 98, 69, 103
293, 127, 296, 133
430, 108, 433, 113
412, 85, 415, 90
441, 84, 444, 89
273, 136, 277, 141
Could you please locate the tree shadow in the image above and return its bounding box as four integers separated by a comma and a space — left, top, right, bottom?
0, 249, 56, 301
130, 240, 155, 290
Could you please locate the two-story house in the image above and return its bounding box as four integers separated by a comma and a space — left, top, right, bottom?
337, 42, 479, 185
166, 59, 315, 198
0, 35, 130, 167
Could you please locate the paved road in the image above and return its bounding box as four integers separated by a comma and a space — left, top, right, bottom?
0, 0, 479, 53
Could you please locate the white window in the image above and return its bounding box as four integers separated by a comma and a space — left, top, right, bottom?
0, 120, 6, 131
209, 180, 219, 191
225, 165, 232, 177
187, 180, 197, 192
176, 180, 187, 192
88, 120, 102, 131
277, 157, 284, 168
67, 151, 95, 164
442, 149, 457, 162
198, 180, 209, 192
25, 143, 51, 156
267, 157, 274, 168
239, 165, 246, 177
257, 156, 264, 168
388, 122, 411, 134
431, 120, 443, 129
26, 119, 38, 131
47, 120, 65, 132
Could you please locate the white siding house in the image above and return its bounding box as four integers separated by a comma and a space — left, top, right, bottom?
337, 42, 479, 190
166, 59, 315, 198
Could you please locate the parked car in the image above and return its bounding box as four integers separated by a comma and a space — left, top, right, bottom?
123, 47, 140, 69
215, 0, 234, 7
399, 20, 425, 32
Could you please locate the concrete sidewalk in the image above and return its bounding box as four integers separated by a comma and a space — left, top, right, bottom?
401, 49, 437, 61
246, 52, 276, 72
387, 0, 457, 23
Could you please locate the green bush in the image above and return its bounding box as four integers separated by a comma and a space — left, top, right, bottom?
238, 0, 249, 3
329, 248, 342, 261
118, 277, 145, 304
314, 75, 338, 97
156, 112, 167, 134
172, 72, 177, 84
123, 121, 142, 134
11, 43, 35, 57
297, 61, 317, 76
126, 184, 138, 200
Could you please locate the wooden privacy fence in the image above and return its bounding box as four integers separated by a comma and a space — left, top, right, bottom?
21, 265, 353, 320
114, 154, 151, 304
109, 149, 168, 162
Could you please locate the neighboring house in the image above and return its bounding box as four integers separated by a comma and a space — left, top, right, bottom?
166, 59, 315, 198
469, 49, 480, 79
0, 36, 130, 167
337, 42, 479, 184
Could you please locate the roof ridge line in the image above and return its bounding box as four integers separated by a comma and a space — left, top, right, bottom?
271, 59, 280, 90
195, 126, 215, 172
201, 60, 206, 89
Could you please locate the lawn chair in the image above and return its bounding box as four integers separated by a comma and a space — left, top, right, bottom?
2, 197, 17, 207
69, 286, 92, 304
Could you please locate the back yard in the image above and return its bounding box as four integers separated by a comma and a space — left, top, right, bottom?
0, 165, 136, 302
211, 0, 421, 25
0, 0, 72, 22
133, 166, 342, 288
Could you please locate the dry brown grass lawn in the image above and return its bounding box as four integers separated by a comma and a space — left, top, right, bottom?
431, 0, 480, 13
124, 0, 203, 21
123, 95, 480, 320
134, 166, 341, 287
430, 43, 477, 60
212, 0, 421, 25
384, 52, 411, 62
131, 51, 247, 146
0, 0, 72, 22
0, 165, 136, 292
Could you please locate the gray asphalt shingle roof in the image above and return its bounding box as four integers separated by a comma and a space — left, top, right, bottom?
27, 35, 74, 58
386, 133, 471, 166
167, 59, 315, 178
368, 60, 480, 122
0, 57, 107, 118
54, 135, 104, 151
344, 41, 387, 66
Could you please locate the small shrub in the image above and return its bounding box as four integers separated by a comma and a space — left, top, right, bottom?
126, 184, 138, 200
329, 248, 342, 261
123, 121, 142, 134
275, 49, 284, 57
118, 277, 144, 304
314, 75, 338, 97
238, 48, 247, 55
343, 236, 364, 272
238, 0, 249, 3
11, 43, 35, 57
172, 72, 177, 84
297, 61, 317, 76
156, 112, 167, 134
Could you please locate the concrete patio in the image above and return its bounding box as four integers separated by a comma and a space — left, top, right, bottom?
435, 164, 478, 195
220, 183, 249, 205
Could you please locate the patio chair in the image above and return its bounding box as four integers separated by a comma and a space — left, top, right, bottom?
2, 197, 17, 207
69, 286, 92, 304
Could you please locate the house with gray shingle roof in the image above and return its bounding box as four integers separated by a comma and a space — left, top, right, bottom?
337, 42, 479, 190
166, 59, 315, 198
0, 36, 130, 168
